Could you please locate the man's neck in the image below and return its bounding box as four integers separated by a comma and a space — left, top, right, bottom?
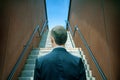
53, 44, 65, 48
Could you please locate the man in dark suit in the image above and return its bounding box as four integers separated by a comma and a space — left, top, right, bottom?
34, 25, 86, 80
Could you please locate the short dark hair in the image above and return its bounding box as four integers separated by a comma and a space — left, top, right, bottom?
51, 25, 67, 45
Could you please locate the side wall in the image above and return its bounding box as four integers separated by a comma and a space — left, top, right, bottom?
0, 0, 47, 80
69, 0, 120, 80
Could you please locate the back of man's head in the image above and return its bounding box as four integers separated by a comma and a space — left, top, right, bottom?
51, 25, 67, 45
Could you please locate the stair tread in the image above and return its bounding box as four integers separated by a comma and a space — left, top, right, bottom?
18, 77, 33, 80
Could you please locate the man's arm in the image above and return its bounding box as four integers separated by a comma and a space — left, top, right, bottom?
34, 58, 41, 80
79, 58, 87, 80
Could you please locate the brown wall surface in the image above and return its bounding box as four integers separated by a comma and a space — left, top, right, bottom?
0, 0, 47, 80
69, 0, 120, 80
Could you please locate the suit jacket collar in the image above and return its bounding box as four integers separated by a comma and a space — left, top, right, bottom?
52, 47, 67, 52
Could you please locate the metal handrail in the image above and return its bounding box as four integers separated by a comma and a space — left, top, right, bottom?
66, 21, 107, 80
7, 20, 48, 80
65, 20, 73, 35
40, 20, 48, 36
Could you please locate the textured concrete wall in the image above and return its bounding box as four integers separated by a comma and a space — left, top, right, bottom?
0, 0, 47, 80
69, 0, 120, 80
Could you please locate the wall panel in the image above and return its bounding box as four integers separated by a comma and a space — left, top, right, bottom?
0, 0, 47, 79
69, 0, 120, 79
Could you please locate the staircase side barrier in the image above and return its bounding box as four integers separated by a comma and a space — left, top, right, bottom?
66, 20, 107, 80
7, 20, 48, 80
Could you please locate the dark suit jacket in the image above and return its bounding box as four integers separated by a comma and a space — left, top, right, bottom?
34, 47, 86, 80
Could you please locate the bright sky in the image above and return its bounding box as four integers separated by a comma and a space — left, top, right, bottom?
46, 0, 70, 30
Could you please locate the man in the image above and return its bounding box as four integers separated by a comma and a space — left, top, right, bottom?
34, 25, 86, 80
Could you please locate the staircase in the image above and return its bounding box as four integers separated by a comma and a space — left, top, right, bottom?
18, 31, 95, 80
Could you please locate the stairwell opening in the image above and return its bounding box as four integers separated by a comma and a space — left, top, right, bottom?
46, 0, 70, 30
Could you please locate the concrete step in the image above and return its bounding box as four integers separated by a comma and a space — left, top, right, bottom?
30, 50, 39, 55
28, 55, 38, 59
87, 77, 95, 80
82, 59, 88, 64
18, 77, 33, 80
26, 59, 36, 64
24, 64, 35, 70
86, 70, 92, 77
85, 64, 90, 70
20, 70, 34, 77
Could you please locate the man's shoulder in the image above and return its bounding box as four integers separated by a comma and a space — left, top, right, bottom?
67, 51, 80, 59
37, 50, 55, 61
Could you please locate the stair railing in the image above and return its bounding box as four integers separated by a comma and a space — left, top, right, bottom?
66, 20, 107, 80
7, 20, 48, 80
40, 20, 48, 36
66, 20, 73, 36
